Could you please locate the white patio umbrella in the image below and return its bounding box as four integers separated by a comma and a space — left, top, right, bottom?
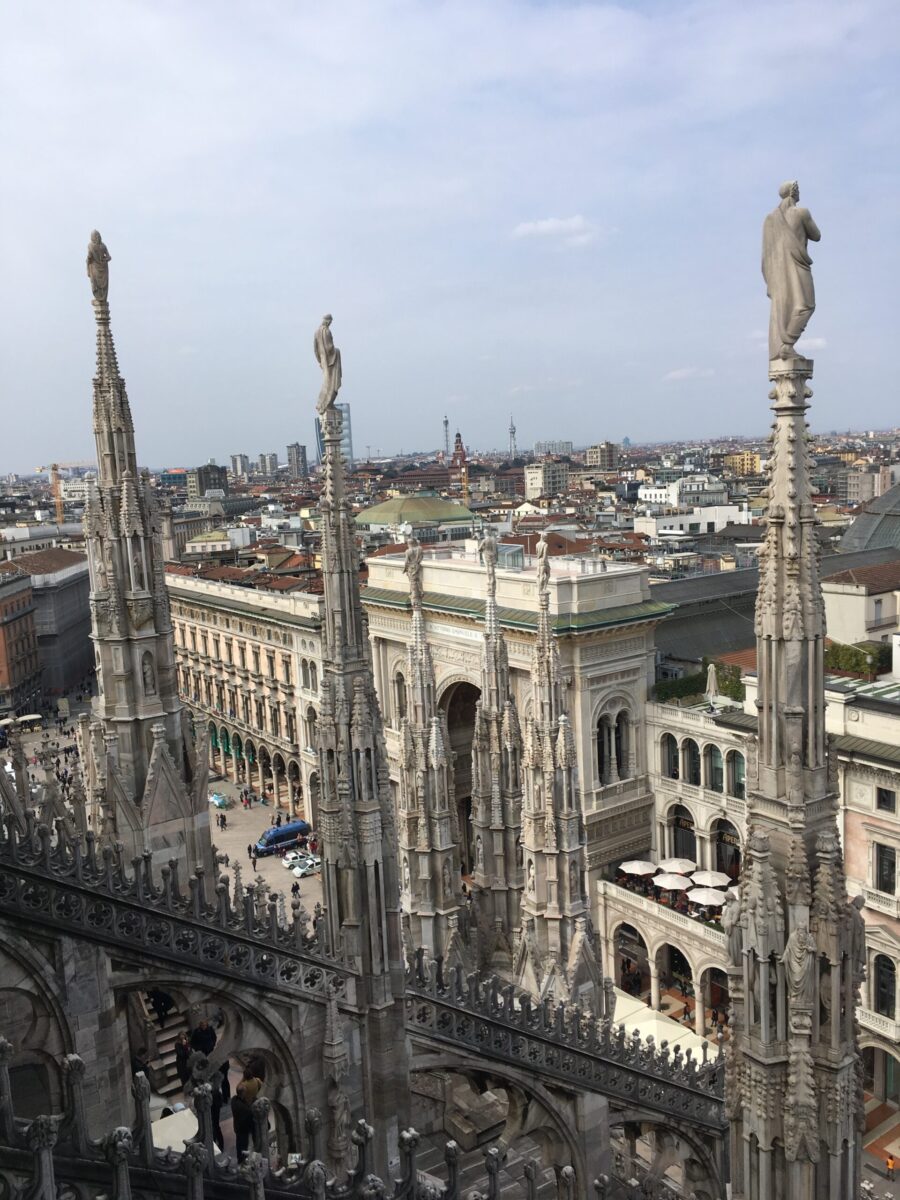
705, 662, 719, 704
691, 870, 731, 888
655, 873, 692, 890
657, 857, 696, 875
687, 887, 727, 906
619, 860, 658, 876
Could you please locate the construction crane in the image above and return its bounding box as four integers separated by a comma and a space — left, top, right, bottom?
34, 461, 95, 525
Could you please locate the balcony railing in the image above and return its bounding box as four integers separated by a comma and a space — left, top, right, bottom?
863, 888, 900, 919
598, 879, 727, 950
859, 1006, 900, 1042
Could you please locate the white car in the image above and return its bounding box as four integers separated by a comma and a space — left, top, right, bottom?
282, 850, 309, 870
291, 856, 322, 879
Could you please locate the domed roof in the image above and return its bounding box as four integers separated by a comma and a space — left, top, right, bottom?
356, 494, 474, 526
839, 481, 900, 552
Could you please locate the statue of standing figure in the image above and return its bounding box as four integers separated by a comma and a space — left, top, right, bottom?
86, 230, 111, 302
762, 181, 821, 361
478, 529, 498, 589
536, 530, 550, 594
314, 314, 342, 415
403, 534, 424, 606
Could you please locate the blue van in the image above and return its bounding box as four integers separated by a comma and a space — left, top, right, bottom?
255, 819, 311, 857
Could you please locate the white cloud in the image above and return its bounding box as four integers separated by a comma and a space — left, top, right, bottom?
511, 215, 596, 246
662, 367, 715, 382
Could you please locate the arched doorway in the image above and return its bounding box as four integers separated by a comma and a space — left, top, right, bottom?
713, 818, 741, 879
863, 1046, 900, 1111
272, 752, 286, 809
700, 967, 730, 1034
439, 680, 481, 874
681, 738, 701, 786
614, 922, 650, 999
668, 804, 696, 860
660, 732, 678, 779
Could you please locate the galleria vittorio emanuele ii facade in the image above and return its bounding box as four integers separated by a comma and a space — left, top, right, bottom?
0, 196, 888, 1200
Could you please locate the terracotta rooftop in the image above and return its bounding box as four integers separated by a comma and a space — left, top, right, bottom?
822, 560, 900, 593
0, 548, 87, 575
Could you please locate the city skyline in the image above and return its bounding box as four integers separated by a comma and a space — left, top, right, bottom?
2, 1, 900, 472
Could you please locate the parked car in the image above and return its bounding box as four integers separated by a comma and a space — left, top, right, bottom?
291, 856, 321, 879
282, 850, 309, 870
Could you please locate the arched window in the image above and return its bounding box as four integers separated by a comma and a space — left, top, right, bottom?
661, 733, 678, 779
306, 706, 318, 748
874, 955, 896, 1019
394, 671, 407, 723
682, 739, 701, 786
713, 818, 741, 879
727, 750, 746, 799
310, 662, 318, 692
301, 660, 311, 690
597, 715, 609, 785
705, 744, 724, 793
615, 711, 631, 779
669, 804, 696, 860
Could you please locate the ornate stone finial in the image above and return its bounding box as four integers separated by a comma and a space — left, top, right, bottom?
314, 314, 342, 415
87, 230, 111, 302
762, 182, 821, 362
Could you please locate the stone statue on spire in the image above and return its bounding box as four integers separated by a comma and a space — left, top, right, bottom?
86, 230, 111, 302
478, 528, 498, 589
314, 314, 342, 415
536, 530, 550, 594
403, 534, 424, 607
762, 181, 821, 361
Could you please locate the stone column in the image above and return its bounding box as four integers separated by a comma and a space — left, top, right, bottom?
607, 720, 619, 784
693, 973, 705, 1036
649, 960, 661, 1010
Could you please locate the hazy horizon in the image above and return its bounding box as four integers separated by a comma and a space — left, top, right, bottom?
3, 1, 899, 474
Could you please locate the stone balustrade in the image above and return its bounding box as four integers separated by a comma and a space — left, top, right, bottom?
405, 950, 725, 1132
0, 1038, 692, 1200
599, 879, 728, 950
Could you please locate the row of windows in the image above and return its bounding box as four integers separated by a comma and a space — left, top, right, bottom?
175, 624, 318, 690
659, 734, 746, 799
182, 667, 317, 747
174, 604, 296, 648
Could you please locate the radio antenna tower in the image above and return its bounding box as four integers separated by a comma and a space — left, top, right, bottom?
443, 414, 450, 460
508, 413, 517, 459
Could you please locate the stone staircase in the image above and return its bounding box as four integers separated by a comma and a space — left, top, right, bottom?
141, 992, 188, 1098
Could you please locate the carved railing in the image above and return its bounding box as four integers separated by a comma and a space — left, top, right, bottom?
0, 812, 724, 1139
404, 952, 725, 1132
0, 810, 355, 1008
0, 1041, 688, 1200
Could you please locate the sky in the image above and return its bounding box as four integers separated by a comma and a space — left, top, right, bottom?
2, 0, 900, 473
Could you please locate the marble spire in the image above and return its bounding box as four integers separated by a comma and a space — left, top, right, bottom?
313, 319, 408, 1168
726, 195, 863, 1199
469, 529, 523, 968
396, 536, 465, 962
82, 232, 210, 872
515, 540, 601, 1006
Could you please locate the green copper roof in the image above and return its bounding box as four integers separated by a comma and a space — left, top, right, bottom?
361, 586, 674, 634
356, 495, 474, 525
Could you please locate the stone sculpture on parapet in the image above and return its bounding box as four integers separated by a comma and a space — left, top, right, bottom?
536, 530, 550, 594
761, 180, 821, 362
314, 313, 342, 415
403, 533, 424, 607
86, 230, 111, 302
